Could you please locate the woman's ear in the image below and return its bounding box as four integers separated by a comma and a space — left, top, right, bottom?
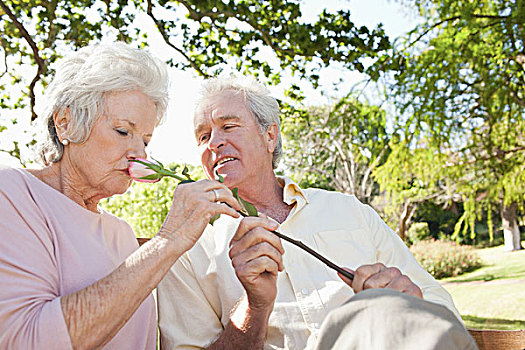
265, 123, 279, 154
53, 108, 71, 142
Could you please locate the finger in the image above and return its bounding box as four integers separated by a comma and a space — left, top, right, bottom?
352, 263, 386, 293
231, 216, 279, 243
208, 185, 243, 212
177, 180, 242, 212
231, 241, 284, 272
234, 256, 281, 279
337, 267, 355, 287
209, 201, 241, 220
363, 267, 401, 290
230, 226, 284, 256
386, 275, 423, 298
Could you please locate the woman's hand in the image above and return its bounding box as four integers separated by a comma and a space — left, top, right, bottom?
158, 179, 242, 250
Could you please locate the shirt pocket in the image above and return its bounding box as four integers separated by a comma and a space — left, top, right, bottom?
312, 229, 376, 269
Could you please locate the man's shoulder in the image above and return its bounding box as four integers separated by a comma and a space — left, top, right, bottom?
303, 186, 362, 204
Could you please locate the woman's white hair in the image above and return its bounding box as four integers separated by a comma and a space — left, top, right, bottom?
198, 76, 282, 169
39, 42, 169, 165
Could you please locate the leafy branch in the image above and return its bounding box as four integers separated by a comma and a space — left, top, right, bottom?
0, 0, 46, 121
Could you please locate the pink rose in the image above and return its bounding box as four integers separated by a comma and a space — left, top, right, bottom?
128, 158, 162, 183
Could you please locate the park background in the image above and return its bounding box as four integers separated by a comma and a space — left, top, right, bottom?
1, 0, 524, 331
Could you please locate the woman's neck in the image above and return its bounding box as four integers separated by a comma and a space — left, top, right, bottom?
27, 163, 102, 213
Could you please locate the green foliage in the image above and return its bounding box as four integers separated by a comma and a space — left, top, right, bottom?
282, 95, 390, 204
0, 0, 389, 117
413, 201, 463, 238
375, 0, 525, 243
100, 163, 205, 237
0, 0, 391, 165
406, 222, 431, 245
410, 239, 482, 279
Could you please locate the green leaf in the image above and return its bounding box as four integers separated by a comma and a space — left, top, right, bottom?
232, 188, 258, 217
182, 165, 192, 180
209, 213, 221, 225
138, 174, 163, 181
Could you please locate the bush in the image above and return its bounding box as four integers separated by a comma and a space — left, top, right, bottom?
407, 222, 431, 245
409, 239, 482, 279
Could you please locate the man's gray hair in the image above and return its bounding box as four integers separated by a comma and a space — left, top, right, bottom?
39, 42, 169, 165
198, 76, 282, 169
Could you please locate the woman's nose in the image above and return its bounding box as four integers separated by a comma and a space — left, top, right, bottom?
128, 138, 147, 160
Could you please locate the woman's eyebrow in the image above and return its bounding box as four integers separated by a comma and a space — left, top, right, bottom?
116, 118, 152, 137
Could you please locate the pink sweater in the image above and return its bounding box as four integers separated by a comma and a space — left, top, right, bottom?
0, 166, 156, 349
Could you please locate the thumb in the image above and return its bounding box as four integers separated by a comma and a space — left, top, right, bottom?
338, 267, 355, 287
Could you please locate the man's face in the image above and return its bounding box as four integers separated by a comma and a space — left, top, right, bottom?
194, 90, 276, 191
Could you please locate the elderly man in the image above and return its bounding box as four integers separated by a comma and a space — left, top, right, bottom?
158, 77, 477, 349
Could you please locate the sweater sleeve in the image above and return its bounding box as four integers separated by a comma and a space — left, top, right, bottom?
0, 172, 72, 349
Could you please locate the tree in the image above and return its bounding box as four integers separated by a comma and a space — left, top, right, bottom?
282, 95, 390, 206
0, 0, 390, 164
375, 0, 524, 250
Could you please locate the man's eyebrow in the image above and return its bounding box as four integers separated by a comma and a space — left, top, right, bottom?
194, 115, 241, 135
217, 114, 240, 121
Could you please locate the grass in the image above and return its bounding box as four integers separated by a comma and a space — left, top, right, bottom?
441, 245, 525, 283
438, 245, 525, 330
461, 315, 525, 331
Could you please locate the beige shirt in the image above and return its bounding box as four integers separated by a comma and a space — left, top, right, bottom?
158, 177, 460, 350
0, 166, 156, 349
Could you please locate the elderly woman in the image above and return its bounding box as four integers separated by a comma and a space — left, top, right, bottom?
0, 42, 241, 349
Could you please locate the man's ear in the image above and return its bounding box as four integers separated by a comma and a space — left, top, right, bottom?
53, 108, 71, 141
265, 123, 279, 154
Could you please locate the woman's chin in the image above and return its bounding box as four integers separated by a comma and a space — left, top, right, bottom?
109, 179, 133, 197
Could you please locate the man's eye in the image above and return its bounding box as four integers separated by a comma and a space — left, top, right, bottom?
199, 134, 209, 143
116, 129, 128, 136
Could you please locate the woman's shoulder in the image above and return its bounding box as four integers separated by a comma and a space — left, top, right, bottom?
0, 165, 29, 189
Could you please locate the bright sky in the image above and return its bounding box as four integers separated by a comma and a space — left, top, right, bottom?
0, 0, 418, 167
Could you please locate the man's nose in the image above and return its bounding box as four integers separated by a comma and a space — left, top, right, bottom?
208, 130, 226, 151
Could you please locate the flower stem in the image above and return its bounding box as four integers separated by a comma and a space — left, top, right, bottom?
236, 211, 354, 280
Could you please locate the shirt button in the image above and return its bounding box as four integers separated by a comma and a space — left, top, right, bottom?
301, 288, 309, 295
313, 323, 321, 329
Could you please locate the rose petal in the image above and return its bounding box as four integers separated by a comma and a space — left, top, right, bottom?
129, 158, 161, 183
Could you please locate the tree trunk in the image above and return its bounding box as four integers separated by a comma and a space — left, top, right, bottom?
501, 202, 522, 251
398, 202, 415, 242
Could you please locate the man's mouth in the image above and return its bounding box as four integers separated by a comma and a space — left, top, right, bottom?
214, 157, 236, 170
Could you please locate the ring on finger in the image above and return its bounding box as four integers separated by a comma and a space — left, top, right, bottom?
212, 188, 220, 202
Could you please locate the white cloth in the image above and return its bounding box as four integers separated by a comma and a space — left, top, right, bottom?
158, 177, 460, 350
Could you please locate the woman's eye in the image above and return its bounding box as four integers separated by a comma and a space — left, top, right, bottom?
116, 129, 128, 136
199, 134, 209, 143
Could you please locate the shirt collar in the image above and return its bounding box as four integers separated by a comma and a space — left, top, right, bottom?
277, 176, 309, 213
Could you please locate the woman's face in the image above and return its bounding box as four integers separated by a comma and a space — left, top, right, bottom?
65, 90, 157, 198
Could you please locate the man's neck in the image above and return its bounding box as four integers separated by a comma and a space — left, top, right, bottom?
238, 175, 293, 224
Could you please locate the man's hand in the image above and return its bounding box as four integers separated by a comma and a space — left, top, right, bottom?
338, 263, 422, 299
229, 216, 284, 311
